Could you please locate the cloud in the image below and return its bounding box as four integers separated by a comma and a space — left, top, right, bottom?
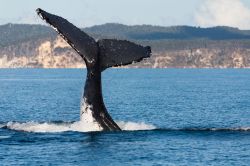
195, 0, 250, 29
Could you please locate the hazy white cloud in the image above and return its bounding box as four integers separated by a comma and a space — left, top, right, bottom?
195, 0, 250, 29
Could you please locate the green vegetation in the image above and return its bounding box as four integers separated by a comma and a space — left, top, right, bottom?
1, 23, 250, 51
85, 23, 250, 40
0, 23, 55, 48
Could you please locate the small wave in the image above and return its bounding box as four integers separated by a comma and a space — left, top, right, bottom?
192, 127, 250, 132
0, 124, 5, 129
0, 136, 11, 139
159, 127, 250, 132
5, 121, 156, 133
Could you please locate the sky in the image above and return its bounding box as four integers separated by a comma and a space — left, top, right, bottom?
0, 0, 250, 29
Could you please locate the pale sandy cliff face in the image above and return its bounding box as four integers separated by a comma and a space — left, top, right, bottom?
137, 48, 250, 68
132, 48, 250, 68
0, 36, 85, 68
0, 36, 250, 68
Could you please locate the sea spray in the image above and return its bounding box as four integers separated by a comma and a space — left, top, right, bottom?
117, 121, 156, 131
5, 121, 156, 133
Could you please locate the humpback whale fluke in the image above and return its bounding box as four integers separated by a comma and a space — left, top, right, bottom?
36, 8, 151, 131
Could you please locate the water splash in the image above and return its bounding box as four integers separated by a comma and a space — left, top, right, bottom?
5, 121, 156, 133
117, 121, 156, 131
3, 121, 249, 133
80, 98, 102, 131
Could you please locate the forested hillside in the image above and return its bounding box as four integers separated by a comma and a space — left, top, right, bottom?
0, 23, 250, 68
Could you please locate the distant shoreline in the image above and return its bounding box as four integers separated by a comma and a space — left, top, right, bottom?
1, 24, 250, 68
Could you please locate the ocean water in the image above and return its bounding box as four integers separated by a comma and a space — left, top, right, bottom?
0, 69, 249, 165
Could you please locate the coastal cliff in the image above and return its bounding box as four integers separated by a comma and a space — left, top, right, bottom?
0, 23, 250, 68
0, 37, 84, 68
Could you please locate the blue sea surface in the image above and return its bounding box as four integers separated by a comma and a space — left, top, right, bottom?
0, 69, 249, 165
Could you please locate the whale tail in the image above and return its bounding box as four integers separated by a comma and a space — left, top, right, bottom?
36, 8, 151, 70
36, 8, 151, 131
98, 39, 151, 71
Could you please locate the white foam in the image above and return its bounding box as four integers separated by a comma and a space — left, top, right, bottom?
7, 121, 70, 133
117, 121, 156, 131
4, 121, 250, 133
6, 121, 100, 133
210, 127, 250, 131
236, 127, 250, 131
6, 121, 156, 133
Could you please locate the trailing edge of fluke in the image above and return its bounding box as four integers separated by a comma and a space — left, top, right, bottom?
36, 8, 151, 131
